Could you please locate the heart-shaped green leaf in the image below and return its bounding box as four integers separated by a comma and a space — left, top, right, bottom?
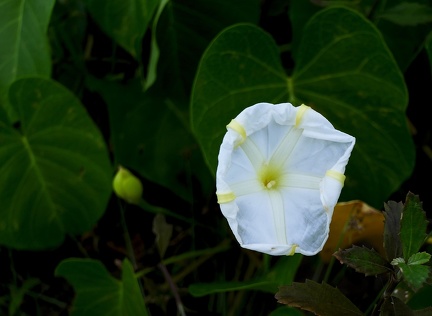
191, 23, 288, 171
0, 77, 112, 249
191, 7, 415, 208
55, 258, 148, 316
0, 0, 55, 120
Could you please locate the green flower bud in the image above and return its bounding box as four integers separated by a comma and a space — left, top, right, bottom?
113, 166, 143, 204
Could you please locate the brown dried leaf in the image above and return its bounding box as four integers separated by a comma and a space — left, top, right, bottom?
320, 200, 385, 263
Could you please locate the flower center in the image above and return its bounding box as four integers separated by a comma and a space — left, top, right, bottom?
259, 163, 281, 190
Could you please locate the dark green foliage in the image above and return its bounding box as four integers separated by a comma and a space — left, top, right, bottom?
383, 200, 404, 261
276, 280, 363, 316
400, 193, 429, 260
334, 246, 392, 276
1, 1, 432, 315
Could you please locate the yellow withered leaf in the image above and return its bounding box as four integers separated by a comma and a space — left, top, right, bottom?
320, 200, 385, 263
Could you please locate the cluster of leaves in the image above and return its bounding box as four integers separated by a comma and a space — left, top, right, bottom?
1, 0, 432, 315
276, 192, 432, 315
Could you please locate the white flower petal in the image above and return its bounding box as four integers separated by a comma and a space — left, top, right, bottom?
216, 102, 355, 256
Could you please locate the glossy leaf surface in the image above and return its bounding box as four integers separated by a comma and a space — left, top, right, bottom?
0, 0, 55, 119
191, 7, 414, 208
0, 77, 111, 249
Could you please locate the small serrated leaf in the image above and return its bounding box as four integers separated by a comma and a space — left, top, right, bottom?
391, 257, 406, 266
383, 200, 403, 261
408, 252, 431, 266
334, 246, 392, 276
400, 192, 428, 260
398, 263, 431, 291
275, 280, 363, 316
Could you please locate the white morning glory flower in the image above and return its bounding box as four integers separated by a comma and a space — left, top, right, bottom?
216, 102, 355, 256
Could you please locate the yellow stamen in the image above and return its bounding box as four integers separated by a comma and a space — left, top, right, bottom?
227, 119, 246, 145
266, 180, 277, 189
216, 191, 236, 204
295, 104, 310, 128
325, 170, 346, 185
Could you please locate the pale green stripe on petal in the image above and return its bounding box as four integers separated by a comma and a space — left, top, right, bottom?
230, 179, 263, 196
270, 127, 303, 169
268, 190, 287, 244
279, 173, 321, 190
239, 137, 265, 171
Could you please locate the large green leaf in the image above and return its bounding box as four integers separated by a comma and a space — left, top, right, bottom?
55, 258, 148, 316
0, 77, 111, 249
289, 1, 432, 72
191, 23, 288, 171
0, 0, 55, 119
191, 7, 415, 208
83, 0, 159, 59
294, 7, 414, 206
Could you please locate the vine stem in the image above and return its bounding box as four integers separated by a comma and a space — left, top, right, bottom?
118, 200, 146, 300
370, 272, 399, 316
158, 262, 186, 316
